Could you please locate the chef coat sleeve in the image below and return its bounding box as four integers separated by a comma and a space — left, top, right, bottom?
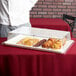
28, 0, 38, 11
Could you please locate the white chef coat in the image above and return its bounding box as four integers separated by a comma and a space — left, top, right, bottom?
0, 0, 38, 26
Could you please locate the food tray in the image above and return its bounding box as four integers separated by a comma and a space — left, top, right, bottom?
3, 35, 74, 54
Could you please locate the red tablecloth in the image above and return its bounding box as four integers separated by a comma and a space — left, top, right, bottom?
0, 38, 76, 76
30, 18, 71, 31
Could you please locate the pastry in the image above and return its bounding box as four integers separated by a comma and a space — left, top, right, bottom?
42, 40, 53, 48
42, 38, 62, 49
17, 37, 40, 46
23, 38, 39, 46
16, 37, 31, 45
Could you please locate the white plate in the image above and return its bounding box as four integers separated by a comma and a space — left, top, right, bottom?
3, 35, 74, 54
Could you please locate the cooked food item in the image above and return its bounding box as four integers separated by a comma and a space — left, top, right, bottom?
33, 39, 46, 47
17, 37, 31, 45
17, 37, 40, 46
23, 38, 39, 46
42, 38, 62, 49
50, 40, 62, 49
42, 39, 53, 48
